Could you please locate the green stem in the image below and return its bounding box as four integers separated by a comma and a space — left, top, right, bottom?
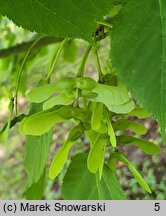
82, 97, 87, 108
77, 45, 92, 77
97, 21, 113, 29
0, 114, 25, 134
75, 45, 92, 107
95, 172, 102, 199
46, 38, 68, 83
3, 98, 14, 141
15, 36, 44, 116
94, 49, 103, 83
105, 108, 117, 148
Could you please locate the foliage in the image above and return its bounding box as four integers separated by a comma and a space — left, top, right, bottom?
62, 153, 125, 200
110, 0, 166, 140
0, 0, 114, 45
0, 0, 165, 200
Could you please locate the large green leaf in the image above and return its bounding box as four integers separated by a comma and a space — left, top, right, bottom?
110, 0, 166, 140
24, 169, 46, 200
102, 165, 125, 200
0, 0, 114, 45
25, 131, 52, 187
24, 80, 53, 188
62, 153, 125, 200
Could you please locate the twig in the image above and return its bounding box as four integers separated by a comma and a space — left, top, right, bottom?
0, 36, 64, 58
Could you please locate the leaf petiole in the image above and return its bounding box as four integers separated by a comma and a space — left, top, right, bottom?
97, 21, 113, 29
15, 36, 44, 115
77, 45, 92, 77
46, 38, 69, 82
94, 49, 103, 83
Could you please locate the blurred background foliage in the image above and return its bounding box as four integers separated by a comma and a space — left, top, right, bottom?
0, 17, 165, 200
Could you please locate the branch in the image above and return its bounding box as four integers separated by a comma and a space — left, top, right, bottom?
0, 28, 109, 59
0, 36, 64, 59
